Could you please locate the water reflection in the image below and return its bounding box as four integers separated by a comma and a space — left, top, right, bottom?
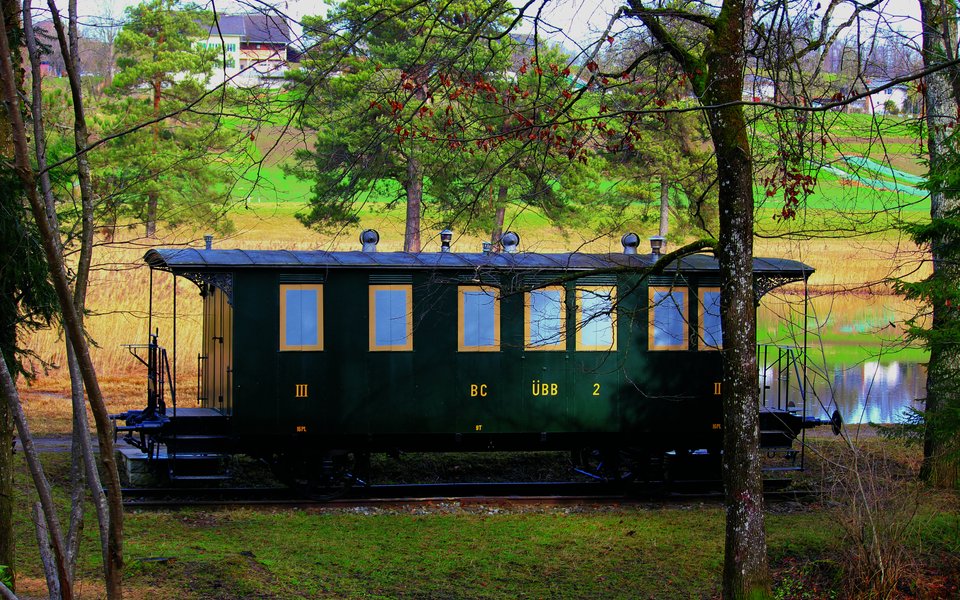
757, 294, 928, 424
765, 359, 926, 424
823, 361, 926, 424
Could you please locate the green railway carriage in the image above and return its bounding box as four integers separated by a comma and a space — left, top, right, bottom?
116, 232, 823, 484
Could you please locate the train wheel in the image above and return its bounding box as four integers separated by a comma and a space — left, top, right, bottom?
573, 447, 629, 482
271, 451, 369, 501
664, 448, 723, 489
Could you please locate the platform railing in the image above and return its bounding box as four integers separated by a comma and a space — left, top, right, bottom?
758, 344, 806, 415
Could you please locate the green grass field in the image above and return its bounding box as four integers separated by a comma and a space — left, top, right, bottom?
10, 441, 957, 599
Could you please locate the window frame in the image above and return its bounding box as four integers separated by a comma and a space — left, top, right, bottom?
458, 286, 501, 352
368, 284, 414, 352
279, 283, 324, 351
524, 286, 567, 351
698, 287, 722, 351
648, 286, 689, 351
575, 286, 617, 351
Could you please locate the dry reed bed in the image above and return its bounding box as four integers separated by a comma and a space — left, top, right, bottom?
20, 214, 929, 431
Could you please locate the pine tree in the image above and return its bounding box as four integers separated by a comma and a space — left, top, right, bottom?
104, 0, 233, 238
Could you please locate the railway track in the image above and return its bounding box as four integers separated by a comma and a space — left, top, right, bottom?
120, 479, 814, 508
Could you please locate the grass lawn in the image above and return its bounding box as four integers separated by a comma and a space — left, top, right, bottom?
10, 438, 958, 599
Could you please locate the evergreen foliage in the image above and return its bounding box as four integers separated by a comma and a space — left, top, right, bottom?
98, 0, 236, 237
891, 161, 960, 477
291, 0, 612, 246
0, 163, 57, 377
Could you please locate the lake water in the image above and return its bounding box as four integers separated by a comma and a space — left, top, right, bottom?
761, 355, 926, 425
807, 360, 926, 424
758, 294, 927, 424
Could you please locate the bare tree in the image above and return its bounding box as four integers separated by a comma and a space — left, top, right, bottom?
0, 0, 125, 597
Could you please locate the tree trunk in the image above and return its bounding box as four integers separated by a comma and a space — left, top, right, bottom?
146, 190, 158, 238
0, 20, 124, 598
490, 185, 507, 248
26, 2, 114, 592
0, 0, 21, 587
634, 2, 769, 591
147, 72, 162, 238
658, 173, 670, 238
0, 353, 71, 600
0, 388, 11, 592
702, 1, 770, 597
919, 0, 960, 488
404, 154, 422, 252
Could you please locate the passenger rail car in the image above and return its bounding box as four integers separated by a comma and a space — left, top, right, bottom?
114, 232, 828, 485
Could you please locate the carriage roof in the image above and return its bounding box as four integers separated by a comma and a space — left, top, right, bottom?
144, 248, 814, 279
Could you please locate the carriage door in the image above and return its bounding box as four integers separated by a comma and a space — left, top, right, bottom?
200, 283, 234, 415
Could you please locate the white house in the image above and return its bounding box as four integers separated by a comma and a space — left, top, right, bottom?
863, 79, 909, 115
199, 14, 293, 88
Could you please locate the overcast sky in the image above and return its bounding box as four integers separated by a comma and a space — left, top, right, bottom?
61, 0, 924, 50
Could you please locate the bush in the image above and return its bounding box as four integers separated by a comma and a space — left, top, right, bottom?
822, 439, 921, 599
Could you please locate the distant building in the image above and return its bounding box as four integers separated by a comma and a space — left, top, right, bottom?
823, 79, 911, 115
743, 74, 775, 102
198, 13, 293, 88
26, 21, 113, 80
862, 79, 909, 115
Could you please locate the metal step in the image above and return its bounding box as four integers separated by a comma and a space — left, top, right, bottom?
167, 452, 231, 482
168, 474, 231, 482
164, 435, 232, 454
760, 430, 794, 447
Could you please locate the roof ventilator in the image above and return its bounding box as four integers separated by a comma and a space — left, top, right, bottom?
621, 232, 640, 255
204, 234, 213, 250
649, 236, 665, 256
440, 229, 453, 253
500, 231, 520, 253
482, 241, 493, 254
360, 229, 380, 252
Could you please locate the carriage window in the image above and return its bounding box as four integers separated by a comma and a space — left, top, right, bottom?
369, 285, 413, 351
699, 288, 722, 350
649, 286, 688, 350
459, 286, 500, 351
279, 284, 323, 351
525, 287, 566, 350
576, 287, 616, 351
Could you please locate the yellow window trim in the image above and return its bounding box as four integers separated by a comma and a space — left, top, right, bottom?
576, 286, 617, 351
698, 287, 722, 351
648, 286, 688, 351
524, 286, 566, 351
369, 284, 414, 351
279, 283, 324, 351
458, 286, 500, 352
